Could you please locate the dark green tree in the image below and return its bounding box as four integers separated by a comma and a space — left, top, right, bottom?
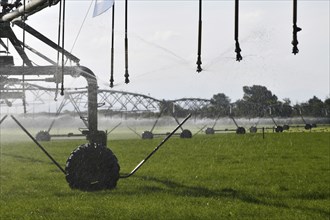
306, 96, 324, 117
158, 100, 188, 117
240, 85, 278, 117
209, 93, 231, 117
243, 85, 278, 105
293, 96, 326, 117
234, 99, 256, 117
279, 98, 293, 117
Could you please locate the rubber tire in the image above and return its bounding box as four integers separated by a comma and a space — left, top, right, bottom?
236, 127, 246, 134
305, 124, 312, 130
142, 131, 153, 139
275, 126, 283, 133
249, 126, 257, 133
36, 130, 51, 141
65, 143, 120, 191
205, 127, 215, 135
180, 129, 192, 138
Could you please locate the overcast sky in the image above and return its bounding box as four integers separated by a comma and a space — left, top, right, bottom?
10, 0, 330, 103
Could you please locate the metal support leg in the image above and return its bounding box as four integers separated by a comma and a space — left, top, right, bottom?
120, 114, 191, 179
11, 115, 66, 174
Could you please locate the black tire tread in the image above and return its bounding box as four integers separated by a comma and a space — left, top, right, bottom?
65, 143, 120, 191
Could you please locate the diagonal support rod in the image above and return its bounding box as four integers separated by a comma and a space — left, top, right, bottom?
10, 115, 66, 174
0, 115, 8, 125
127, 126, 142, 138
17, 39, 57, 65
120, 114, 191, 179
150, 107, 167, 133
212, 113, 222, 129
170, 107, 184, 132
230, 116, 239, 128
193, 124, 207, 136
14, 21, 80, 64
270, 116, 278, 127
0, 39, 9, 52
106, 122, 122, 136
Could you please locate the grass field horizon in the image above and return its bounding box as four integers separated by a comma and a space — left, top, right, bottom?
0, 114, 329, 141
0, 128, 329, 219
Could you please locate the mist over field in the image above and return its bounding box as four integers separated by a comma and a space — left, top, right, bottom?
1, 113, 329, 142
1, 114, 329, 129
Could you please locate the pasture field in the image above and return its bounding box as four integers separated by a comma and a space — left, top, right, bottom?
0, 131, 329, 219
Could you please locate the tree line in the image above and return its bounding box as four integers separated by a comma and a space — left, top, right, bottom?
168, 85, 330, 118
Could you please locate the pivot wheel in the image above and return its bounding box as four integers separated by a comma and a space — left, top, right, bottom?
142, 131, 153, 139
180, 129, 192, 138
249, 126, 257, 133
65, 143, 120, 191
283, 125, 290, 131
36, 130, 51, 141
305, 124, 312, 130
236, 127, 246, 134
205, 127, 215, 135
275, 126, 283, 133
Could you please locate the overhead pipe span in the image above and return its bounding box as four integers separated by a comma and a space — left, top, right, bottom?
0, 0, 58, 22
0, 65, 99, 136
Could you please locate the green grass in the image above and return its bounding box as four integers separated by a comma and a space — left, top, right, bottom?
0, 132, 329, 219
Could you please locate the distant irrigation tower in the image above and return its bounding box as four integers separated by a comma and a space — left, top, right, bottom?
0, 81, 211, 115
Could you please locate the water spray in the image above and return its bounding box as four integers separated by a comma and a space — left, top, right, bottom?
128, 106, 193, 139
8, 113, 191, 191
11, 115, 66, 174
